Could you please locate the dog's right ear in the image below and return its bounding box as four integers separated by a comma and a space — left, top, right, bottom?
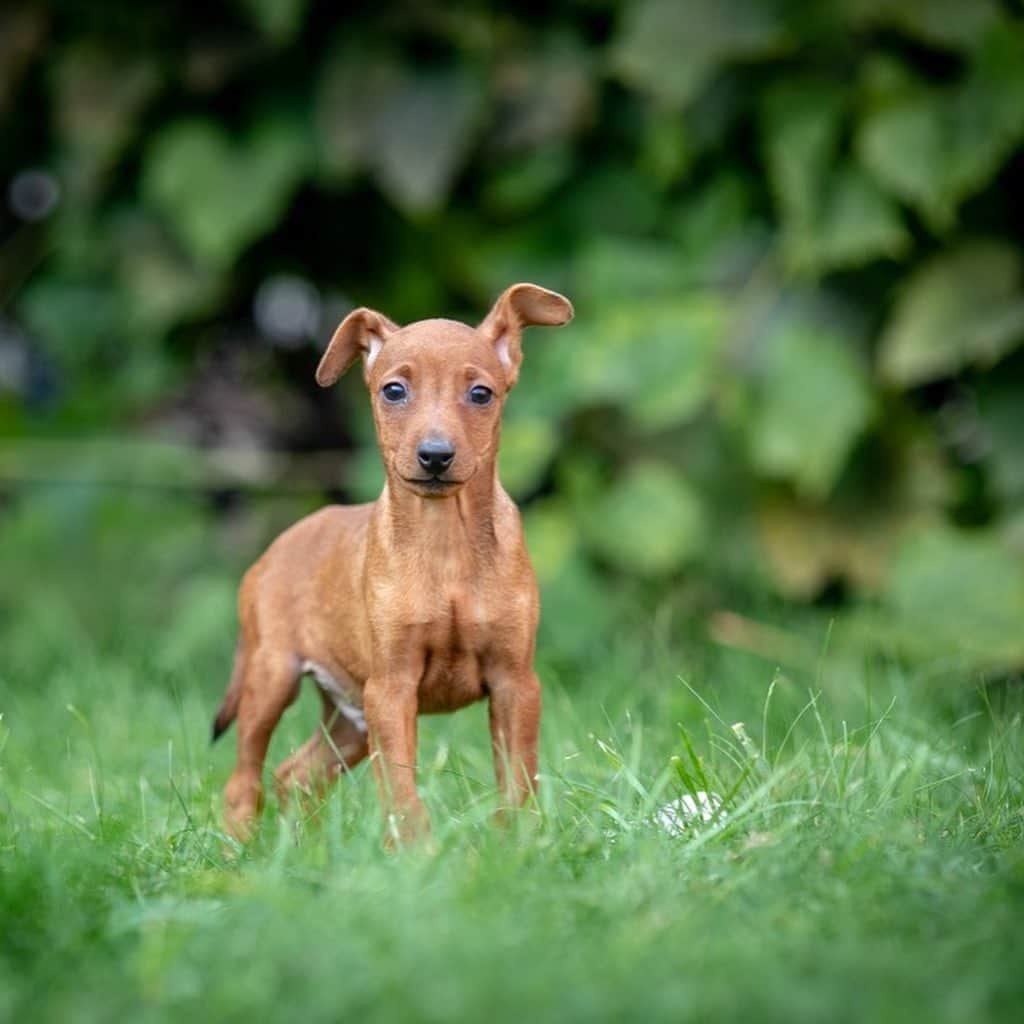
316, 308, 398, 386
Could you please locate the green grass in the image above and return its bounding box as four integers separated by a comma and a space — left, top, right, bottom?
2, 493, 1023, 1023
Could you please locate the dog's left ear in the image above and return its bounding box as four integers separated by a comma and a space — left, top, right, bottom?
316, 307, 399, 387
479, 283, 573, 388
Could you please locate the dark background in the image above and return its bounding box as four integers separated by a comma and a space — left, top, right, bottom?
2, 0, 1024, 676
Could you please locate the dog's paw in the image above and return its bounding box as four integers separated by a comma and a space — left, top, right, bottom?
382, 808, 432, 851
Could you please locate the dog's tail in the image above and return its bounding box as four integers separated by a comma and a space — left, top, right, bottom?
211, 642, 245, 744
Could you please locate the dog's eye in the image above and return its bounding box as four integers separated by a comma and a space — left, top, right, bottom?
468, 385, 493, 406
381, 382, 407, 403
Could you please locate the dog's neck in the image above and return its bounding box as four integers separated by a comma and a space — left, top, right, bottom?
375, 461, 503, 562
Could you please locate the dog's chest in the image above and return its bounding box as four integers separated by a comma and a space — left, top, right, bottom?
392, 583, 530, 712
412, 591, 490, 711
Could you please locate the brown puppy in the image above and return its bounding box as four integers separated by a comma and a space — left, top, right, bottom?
212, 283, 574, 843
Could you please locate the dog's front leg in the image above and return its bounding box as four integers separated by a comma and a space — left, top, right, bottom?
488, 670, 541, 807
363, 675, 429, 845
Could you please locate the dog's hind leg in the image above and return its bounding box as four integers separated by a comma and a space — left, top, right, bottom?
274, 688, 369, 806
223, 649, 300, 841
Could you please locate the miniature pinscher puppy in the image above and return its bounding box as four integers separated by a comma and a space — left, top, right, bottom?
212, 283, 574, 843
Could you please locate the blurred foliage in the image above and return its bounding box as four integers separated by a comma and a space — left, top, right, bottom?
2, 0, 1024, 675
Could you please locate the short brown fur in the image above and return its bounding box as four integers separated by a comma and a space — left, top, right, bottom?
214, 283, 573, 843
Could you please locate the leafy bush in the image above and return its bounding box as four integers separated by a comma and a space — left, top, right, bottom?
2, 0, 1024, 673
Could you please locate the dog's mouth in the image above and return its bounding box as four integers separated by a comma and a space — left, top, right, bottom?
401, 476, 461, 495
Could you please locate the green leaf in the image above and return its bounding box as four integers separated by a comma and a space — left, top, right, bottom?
236, 0, 308, 44
763, 84, 910, 273
487, 40, 595, 152
560, 164, 662, 237
947, 27, 1024, 201
856, 27, 1024, 229
762, 81, 845, 244
744, 317, 873, 498
612, 0, 789, 108
578, 298, 728, 431
316, 49, 402, 179
668, 173, 760, 278
317, 51, 483, 215
499, 415, 559, 500
813, 165, 911, 270
880, 526, 1024, 670
143, 118, 311, 269
574, 238, 694, 307
856, 91, 951, 226
842, 0, 1001, 52
481, 147, 574, 216
584, 464, 704, 575
878, 241, 1024, 387
366, 68, 483, 216
638, 112, 696, 187
504, 241, 729, 431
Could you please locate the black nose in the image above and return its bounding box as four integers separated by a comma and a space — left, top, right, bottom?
417, 439, 455, 476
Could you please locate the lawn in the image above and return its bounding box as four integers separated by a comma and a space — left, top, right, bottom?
1, 492, 1022, 1023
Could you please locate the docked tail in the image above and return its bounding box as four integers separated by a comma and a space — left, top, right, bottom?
211, 643, 245, 743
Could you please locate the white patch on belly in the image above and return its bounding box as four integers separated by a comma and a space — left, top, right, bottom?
300, 659, 367, 735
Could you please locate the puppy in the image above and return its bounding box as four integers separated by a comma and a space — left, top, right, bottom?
212, 283, 573, 842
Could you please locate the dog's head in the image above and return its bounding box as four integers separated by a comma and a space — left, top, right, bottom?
316, 283, 573, 499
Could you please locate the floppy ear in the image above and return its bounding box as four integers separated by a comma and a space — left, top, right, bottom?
478, 283, 573, 388
315, 307, 398, 387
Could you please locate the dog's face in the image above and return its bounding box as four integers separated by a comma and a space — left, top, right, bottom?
365, 320, 505, 498
316, 284, 573, 499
